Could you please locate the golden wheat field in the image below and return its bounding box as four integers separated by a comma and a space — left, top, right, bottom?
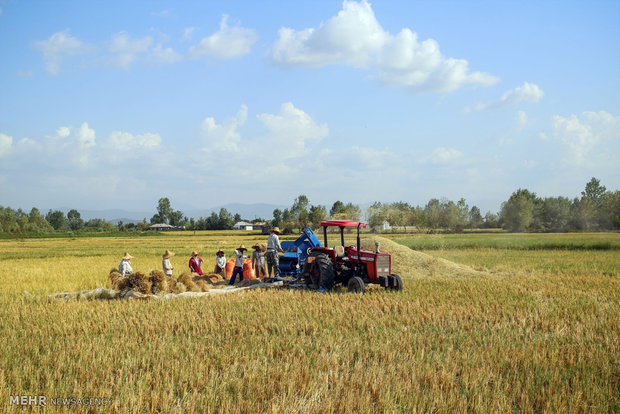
0, 231, 618, 413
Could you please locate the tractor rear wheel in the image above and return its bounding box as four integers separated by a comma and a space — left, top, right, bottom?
304, 252, 335, 290
347, 276, 365, 293
388, 274, 403, 291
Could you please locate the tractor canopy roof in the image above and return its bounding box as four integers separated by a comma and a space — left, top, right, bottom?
320, 220, 367, 227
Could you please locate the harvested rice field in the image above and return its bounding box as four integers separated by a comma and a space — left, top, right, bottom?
0, 231, 618, 412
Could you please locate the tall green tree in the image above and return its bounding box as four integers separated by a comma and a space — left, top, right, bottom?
500, 189, 537, 232
291, 194, 310, 229
308, 204, 327, 229
67, 209, 83, 231
469, 206, 483, 229
46, 209, 67, 231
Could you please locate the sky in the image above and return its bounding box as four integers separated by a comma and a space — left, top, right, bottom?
1, 0, 619, 215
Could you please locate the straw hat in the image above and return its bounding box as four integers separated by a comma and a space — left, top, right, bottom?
192, 250, 199, 256
216, 249, 225, 255
163, 249, 175, 258
259, 243, 267, 252
237, 245, 247, 252
252, 243, 260, 250
122, 252, 133, 260
270, 227, 281, 234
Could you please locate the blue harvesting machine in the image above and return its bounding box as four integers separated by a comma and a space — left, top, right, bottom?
278, 227, 322, 277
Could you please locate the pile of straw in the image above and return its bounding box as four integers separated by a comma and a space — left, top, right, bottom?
361, 236, 495, 279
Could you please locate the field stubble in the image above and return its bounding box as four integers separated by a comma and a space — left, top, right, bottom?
0, 232, 618, 412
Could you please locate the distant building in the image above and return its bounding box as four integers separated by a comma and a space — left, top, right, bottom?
233, 221, 254, 231
253, 221, 271, 234
371, 221, 391, 231
148, 223, 183, 232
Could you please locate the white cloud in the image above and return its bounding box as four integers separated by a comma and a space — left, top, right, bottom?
151, 10, 169, 17
107, 131, 161, 150
472, 82, 544, 111
516, 110, 528, 130
34, 30, 87, 75
257, 102, 328, 159
201, 105, 248, 152
56, 126, 71, 138
189, 15, 257, 60
0, 133, 13, 157
431, 147, 462, 164
148, 44, 182, 64
15, 70, 34, 77
268, 0, 498, 93
270, 0, 388, 67
182, 27, 196, 42
108, 32, 153, 69
76, 122, 96, 148
551, 110, 620, 164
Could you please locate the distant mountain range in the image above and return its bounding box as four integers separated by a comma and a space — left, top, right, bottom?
75, 203, 288, 224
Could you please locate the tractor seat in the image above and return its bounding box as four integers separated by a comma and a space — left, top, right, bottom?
334, 245, 345, 258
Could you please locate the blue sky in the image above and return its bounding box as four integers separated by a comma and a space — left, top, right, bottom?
1, 0, 619, 215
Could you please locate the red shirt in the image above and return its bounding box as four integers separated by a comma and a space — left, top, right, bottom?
189, 256, 203, 275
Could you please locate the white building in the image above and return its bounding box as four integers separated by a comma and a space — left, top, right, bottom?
233, 221, 254, 230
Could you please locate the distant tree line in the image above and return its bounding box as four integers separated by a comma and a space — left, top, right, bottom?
271, 178, 619, 233
1, 178, 618, 235
0, 197, 249, 235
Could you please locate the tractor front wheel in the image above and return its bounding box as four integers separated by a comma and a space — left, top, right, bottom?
347, 276, 365, 293
387, 274, 403, 291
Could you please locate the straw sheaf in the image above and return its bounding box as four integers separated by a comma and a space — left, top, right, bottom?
195, 280, 211, 292
173, 282, 187, 293
129, 271, 151, 294
108, 269, 124, 290
178, 271, 200, 292
148, 270, 168, 295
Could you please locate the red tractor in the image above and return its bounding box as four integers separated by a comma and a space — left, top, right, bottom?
302, 220, 403, 292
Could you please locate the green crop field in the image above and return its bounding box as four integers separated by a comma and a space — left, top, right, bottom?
0, 232, 618, 412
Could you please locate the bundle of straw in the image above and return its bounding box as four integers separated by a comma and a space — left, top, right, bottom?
129, 271, 151, 294
178, 271, 200, 292
148, 270, 168, 295
109, 269, 125, 290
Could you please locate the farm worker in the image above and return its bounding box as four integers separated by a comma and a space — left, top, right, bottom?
189, 250, 203, 275
228, 245, 247, 285
162, 250, 175, 278
266, 227, 284, 278
214, 249, 226, 277
119, 252, 133, 276
252, 243, 268, 279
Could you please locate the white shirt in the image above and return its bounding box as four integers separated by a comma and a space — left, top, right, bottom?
267, 233, 283, 252
234, 250, 245, 267
119, 259, 133, 276
163, 258, 173, 276
216, 255, 226, 269
252, 250, 265, 266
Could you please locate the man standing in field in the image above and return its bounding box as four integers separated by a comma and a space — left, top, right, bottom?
229, 245, 247, 285
266, 227, 284, 278
162, 250, 175, 278
119, 252, 133, 276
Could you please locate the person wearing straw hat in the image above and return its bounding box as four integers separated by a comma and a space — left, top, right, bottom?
266, 227, 284, 278
118, 252, 134, 276
229, 245, 247, 285
189, 250, 203, 275
214, 249, 226, 277
252, 243, 268, 280
162, 249, 175, 278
